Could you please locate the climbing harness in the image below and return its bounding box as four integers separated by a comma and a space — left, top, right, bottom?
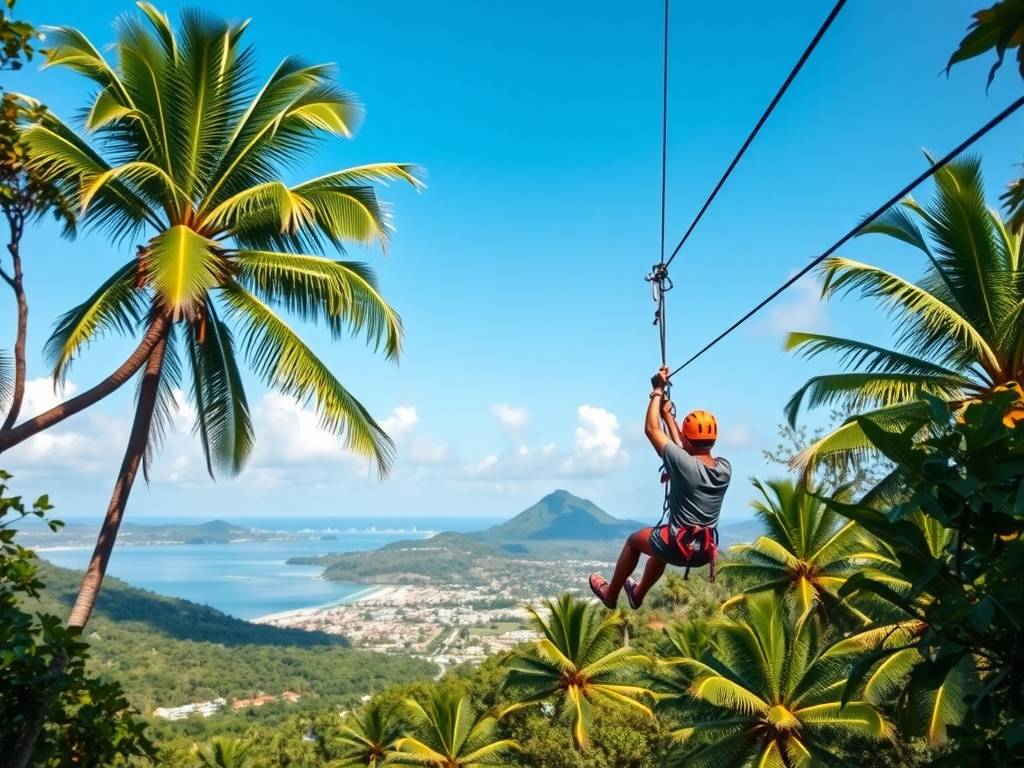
676, 525, 718, 582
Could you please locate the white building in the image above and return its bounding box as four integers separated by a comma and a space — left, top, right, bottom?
153, 698, 226, 721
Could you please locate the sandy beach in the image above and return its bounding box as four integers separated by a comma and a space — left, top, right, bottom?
250, 585, 397, 624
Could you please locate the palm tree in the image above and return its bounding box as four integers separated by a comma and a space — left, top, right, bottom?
500, 594, 652, 749
661, 593, 892, 767
785, 155, 1023, 473
195, 737, 252, 768
333, 700, 402, 767
389, 689, 518, 767
720, 479, 900, 623
21, 5, 421, 630
818, 511, 978, 750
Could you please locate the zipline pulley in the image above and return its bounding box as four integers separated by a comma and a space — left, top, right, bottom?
645, 262, 673, 327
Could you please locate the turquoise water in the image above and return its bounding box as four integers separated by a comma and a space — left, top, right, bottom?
38, 517, 497, 620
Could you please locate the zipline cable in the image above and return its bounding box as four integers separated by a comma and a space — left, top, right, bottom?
668, 93, 1024, 379
662, 0, 846, 269
648, 0, 672, 368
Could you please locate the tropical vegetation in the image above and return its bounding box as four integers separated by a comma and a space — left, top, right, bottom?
2, 1, 1023, 766
9, 4, 421, 636
0, 471, 153, 766
333, 700, 402, 767
195, 737, 253, 768
658, 593, 893, 767
721, 478, 899, 624
389, 690, 519, 767
784, 154, 1024, 474
500, 594, 652, 749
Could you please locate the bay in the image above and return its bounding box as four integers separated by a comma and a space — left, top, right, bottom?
37, 516, 498, 620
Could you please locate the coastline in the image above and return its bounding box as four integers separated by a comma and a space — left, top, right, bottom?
250, 584, 394, 624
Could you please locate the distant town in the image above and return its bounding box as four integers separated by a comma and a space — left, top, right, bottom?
255, 556, 611, 672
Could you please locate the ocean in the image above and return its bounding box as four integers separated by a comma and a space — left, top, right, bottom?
36, 515, 499, 620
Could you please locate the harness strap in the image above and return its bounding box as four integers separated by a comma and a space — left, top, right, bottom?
674, 524, 719, 582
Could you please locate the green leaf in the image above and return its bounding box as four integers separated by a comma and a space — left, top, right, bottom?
220, 284, 394, 476
143, 225, 222, 315
185, 301, 253, 477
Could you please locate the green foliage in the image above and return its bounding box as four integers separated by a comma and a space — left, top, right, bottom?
0, 471, 153, 765
657, 593, 892, 767
722, 478, 900, 624
332, 700, 402, 767
786, 155, 1024, 472
947, 0, 1024, 88
29, 561, 435, 715
195, 736, 253, 768
0, 0, 34, 72
500, 594, 652, 749
0, 93, 76, 236
948, 1, 1024, 231
831, 394, 1024, 763
390, 689, 518, 767
23, 4, 423, 478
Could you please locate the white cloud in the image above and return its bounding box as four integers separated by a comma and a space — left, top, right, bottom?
21, 377, 79, 418
382, 405, 419, 437
463, 404, 628, 481
4, 379, 128, 479
560, 405, 629, 476
491, 403, 529, 440
764, 275, 826, 334
407, 435, 452, 465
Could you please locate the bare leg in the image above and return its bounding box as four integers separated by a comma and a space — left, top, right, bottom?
606, 529, 653, 604
633, 556, 667, 603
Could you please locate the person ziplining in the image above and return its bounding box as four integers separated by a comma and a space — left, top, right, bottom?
584, 0, 1024, 611
589, 367, 732, 609
585, 0, 846, 609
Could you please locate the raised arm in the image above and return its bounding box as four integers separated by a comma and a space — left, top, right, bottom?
645, 366, 672, 457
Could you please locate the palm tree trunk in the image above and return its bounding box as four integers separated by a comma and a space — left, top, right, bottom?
67, 331, 168, 629
1, 220, 27, 431
0, 314, 169, 453
8, 329, 168, 768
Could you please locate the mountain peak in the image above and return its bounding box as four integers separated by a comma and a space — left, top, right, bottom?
482, 490, 641, 542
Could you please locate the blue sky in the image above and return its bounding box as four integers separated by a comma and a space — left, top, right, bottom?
4, 0, 1023, 526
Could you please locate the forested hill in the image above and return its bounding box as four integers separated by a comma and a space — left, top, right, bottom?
475, 489, 644, 542
290, 491, 646, 582
30, 562, 436, 715
291, 490, 762, 583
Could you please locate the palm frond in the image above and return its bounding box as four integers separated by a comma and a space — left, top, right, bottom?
185, 301, 253, 477
784, 371, 969, 429
44, 260, 147, 383
142, 325, 182, 480
220, 284, 393, 476
784, 333, 967, 381
818, 256, 1002, 375
143, 225, 224, 317
790, 400, 934, 475
21, 118, 163, 237
0, 350, 11, 413
42, 25, 134, 104
231, 251, 402, 359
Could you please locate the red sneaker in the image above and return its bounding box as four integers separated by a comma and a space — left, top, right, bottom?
624, 578, 642, 610
588, 573, 616, 609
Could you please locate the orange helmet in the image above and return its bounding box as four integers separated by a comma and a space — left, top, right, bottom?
682, 410, 718, 443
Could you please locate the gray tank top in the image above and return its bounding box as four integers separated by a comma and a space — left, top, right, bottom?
663, 442, 732, 528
